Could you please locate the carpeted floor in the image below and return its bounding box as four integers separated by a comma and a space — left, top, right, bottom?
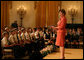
43, 48, 83, 59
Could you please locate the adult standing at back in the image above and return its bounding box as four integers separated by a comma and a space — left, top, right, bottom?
11, 21, 18, 29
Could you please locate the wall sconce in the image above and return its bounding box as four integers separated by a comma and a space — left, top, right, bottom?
68, 8, 77, 24
17, 5, 26, 27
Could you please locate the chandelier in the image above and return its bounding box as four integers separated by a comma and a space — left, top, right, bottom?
68, 8, 77, 24
17, 6, 26, 27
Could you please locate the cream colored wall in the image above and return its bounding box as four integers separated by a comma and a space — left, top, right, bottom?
9, 1, 35, 28
9, 1, 83, 28
61, 1, 83, 24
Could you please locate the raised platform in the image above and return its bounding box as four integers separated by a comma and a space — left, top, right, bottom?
43, 48, 83, 59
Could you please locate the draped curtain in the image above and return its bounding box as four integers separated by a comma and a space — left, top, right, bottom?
1, 1, 12, 29
35, 1, 61, 27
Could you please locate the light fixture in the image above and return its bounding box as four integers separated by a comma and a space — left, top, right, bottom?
17, 5, 26, 27
68, 8, 77, 24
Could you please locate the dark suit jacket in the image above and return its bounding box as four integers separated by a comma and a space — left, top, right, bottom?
11, 23, 18, 28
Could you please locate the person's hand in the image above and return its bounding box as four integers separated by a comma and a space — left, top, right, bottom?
55, 27, 58, 30
51, 26, 54, 29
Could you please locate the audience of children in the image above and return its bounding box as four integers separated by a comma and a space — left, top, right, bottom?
1, 26, 83, 59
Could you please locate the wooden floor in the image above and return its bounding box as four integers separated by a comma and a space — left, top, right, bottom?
3, 48, 82, 59
43, 48, 83, 59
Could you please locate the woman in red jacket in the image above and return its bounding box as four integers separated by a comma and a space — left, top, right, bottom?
51, 9, 67, 59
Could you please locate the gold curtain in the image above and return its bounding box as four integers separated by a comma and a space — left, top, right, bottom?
1, 1, 12, 29
35, 1, 46, 28
35, 1, 61, 27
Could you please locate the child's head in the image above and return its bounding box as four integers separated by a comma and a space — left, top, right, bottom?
5, 27, 10, 32
10, 29, 15, 35
3, 31, 9, 38
29, 28, 32, 33
33, 28, 36, 32
72, 29, 76, 34
37, 28, 40, 31
18, 26, 22, 30
21, 28, 26, 33
14, 28, 18, 34
69, 29, 72, 32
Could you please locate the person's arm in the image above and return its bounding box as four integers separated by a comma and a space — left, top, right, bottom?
54, 27, 59, 30
2, 39, 12, 47
9, 36, 16, 46
51, 26, 58, 30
